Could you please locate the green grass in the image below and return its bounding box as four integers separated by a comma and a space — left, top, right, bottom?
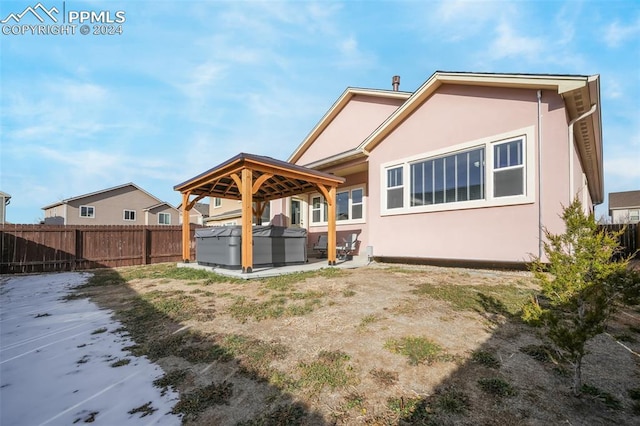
358, 314, 380, 328
384, 336, 450, 366
223, 334, 288, 377
413, 283, 536, 318
471, 350, 501, 369
477, 377, 517, 397
171, 381, 233, 419
153, 369, 190, 396
388, 397, 430, 422
434, 387, 470, 414
519, 344, 557, 363
228, 294, 322, 323
342, 289, 356, 297
298, 350, 357, 392
262, 268, 346, 291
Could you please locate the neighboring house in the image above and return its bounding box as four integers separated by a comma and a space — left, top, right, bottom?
42, 183, 179, 226
609, 190, 640, 224
179, 202, 210, 225
269, 71, 603, 265
0, 191, 11, 224
204, 197, 270, 226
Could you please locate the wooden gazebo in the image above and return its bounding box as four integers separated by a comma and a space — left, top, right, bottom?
174, 153, 345, 272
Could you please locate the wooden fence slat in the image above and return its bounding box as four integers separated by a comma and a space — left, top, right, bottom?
0, 224, 202, 274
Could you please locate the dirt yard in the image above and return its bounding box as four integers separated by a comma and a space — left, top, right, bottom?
76, 263, 640, 425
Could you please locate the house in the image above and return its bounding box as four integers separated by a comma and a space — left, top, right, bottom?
609, 190, 640, 224
0, 191, 11, 224
179, 202, 210, 225
268, 71, 603, 266
204, 197, 270, 226
42, 183, 179, 226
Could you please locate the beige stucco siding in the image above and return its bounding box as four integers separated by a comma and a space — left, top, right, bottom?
62, 187, 165, 226
367, 85, 571, 262
296, 95, 402, 166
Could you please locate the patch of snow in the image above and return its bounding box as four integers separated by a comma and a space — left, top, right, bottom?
0, 272, 181, 425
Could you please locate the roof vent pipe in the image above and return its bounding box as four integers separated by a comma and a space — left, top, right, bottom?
392, 75, 400, 91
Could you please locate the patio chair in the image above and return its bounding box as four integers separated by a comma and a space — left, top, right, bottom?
337, 233, 358, 260
313, 234, 328, 258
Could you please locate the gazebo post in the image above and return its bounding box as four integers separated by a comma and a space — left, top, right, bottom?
181, 192, 191, 262
241, 168, 254, 273
327, 185, 337, 265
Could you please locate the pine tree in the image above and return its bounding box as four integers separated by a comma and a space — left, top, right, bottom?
523, 199, 632, 396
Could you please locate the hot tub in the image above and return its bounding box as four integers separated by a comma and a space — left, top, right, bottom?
195, 225, 307, 269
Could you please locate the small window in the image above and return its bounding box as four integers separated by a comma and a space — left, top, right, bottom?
630, 210, 640, 222
80, 205, 95, 218
336, 191, 349, 221
158, 212, 171, 225
214, 198, 222, 208
493, 138, 524, 197
386, 167, 404, 209
123, 210, 136, 221
351, 188, 363, 220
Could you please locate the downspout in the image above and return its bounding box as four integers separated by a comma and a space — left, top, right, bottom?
537, 90, 543, 259
568, 104, 597, 204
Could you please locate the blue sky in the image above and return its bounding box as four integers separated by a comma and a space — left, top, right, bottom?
1, 0, 639, 224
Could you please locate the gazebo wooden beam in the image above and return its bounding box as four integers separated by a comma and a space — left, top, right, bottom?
181, 191, 191, 262
241, 168, 254, 273
327, 186, 337, 265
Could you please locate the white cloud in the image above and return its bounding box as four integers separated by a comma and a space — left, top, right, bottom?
604, 17, 640, 48
488, 21, 544, 61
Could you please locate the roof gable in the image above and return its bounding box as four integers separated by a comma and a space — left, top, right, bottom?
288, 88, 410, 165
42, 183, 165, 210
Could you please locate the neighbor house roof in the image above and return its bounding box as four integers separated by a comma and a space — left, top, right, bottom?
289, 71, 605, 204
609, 190, 640, 211
143, 202, 178, 212
42, 183, 171, 210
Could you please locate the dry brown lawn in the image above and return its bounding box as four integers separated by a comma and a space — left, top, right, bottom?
77, 263, 640, 425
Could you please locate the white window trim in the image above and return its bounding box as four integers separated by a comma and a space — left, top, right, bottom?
158, 212, 171, 225
381, 126, 535, 216
213, 197, 222, 208
309, 185, 366, 227
123, 209, 136, 221
79, 205, 95, 218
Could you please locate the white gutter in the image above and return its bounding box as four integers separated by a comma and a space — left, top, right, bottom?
568, 104, 598, 204
537, 90, 543, 259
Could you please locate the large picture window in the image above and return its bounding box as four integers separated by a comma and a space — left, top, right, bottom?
310, 186, 365, 225
410, 147, 485, 206
382, 129, 533, 215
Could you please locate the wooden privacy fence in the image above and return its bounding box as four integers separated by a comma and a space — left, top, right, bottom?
1, 224, 201, 274
599, 223, 639, 258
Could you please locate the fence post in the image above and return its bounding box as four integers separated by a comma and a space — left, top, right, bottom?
143, 227, 151, 265
75, 229, 83, 270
